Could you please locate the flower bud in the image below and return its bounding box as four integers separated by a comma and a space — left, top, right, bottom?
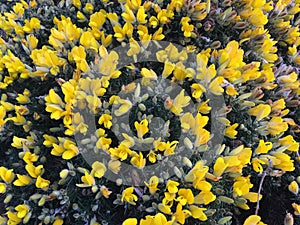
218, 216, 232, 224
174, 166, 182, 178
92, 185, 98, 193
183, 157, 192, 168
284, 213, 294, 225
44, 216, 51, 224
218, 196, 234, 204
4, 194, 12, 204
116, 178, 122, 186
23, 211, 32, 224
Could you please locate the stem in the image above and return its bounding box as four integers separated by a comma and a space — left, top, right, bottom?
255, 170, 267, 215
255, 159, 273, 215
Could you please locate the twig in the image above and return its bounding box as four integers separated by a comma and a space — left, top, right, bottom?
255, 159, 273, 215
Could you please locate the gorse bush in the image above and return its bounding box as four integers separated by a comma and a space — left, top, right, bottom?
0, 0, 299, 225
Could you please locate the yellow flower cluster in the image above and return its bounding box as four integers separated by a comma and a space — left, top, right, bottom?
0, 0, 299, 225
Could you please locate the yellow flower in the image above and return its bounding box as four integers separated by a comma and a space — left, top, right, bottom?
278, 72, 298, 83
193, 115, 210, 146
267, 117, 288, 135
108, 159, 121, 174
77, 170, 95, 187
292, 203, 300, 216
185, 161, 208, 186
6, 211, 22, 225
52, 139, 79, 160
162, 61, 175, 78
0, 183, 6, 193
15, 204, 29, 219
140, 213, 171, 225
80, 31, 99, 51
123, 218, 137, 225
173, 61, 195, 83
218, 41, 245, 68
72, 0, 81, 8
173, 203, 191, 224
167, 180, 179, 194
100, 185, 112, 198
70, 46, 89, 72
149, 16, 159, 28
225, 123, 239, 139
233, 176, 253, 197
288, 181, 299, 195
181, 17, 194, 37
98, 114, 112, 129
248, 104, 271, 121
226, 84, 239, 96
190, 205, 207, 221
13, 2, 25, 16
134, 119, 149, 138
252, 158, 266, 173
144, 176, 159, 195
122, 4, 136, 23
111, 96, 133, 116
208, 76, 224, 96
89, 11, 106, 29
278, 135, 299, 152
43, 134, 58, 147
77, 11, 87, 22
255, 140, 272, 155
35, 176, 50, 189
165, 89, 191, 116
248, 9, 268, 27
2, 50, 30, 79
191, 83, 206, 98
272, 152, 295, 172
154, 139, 178, 156
25, 164, 44, 178
243, 192, 262, 203
96, 137, 112, 151
137, 6, 147, 24
91, 161, 106, 178
30, 46, 65, 75
131, 152, 146, 169
157, 9, 174, 24
23, 17, 40, 33
23, 152, 39, 164
176, 188, 194, 205
158, 203, 172, 215
45, 89, 65, 119
98, 51, 120, 77
195, 191, 216, 205
243, 215, 266, 225
213, 157, 227, 177
147, 150, 157, 163
13, 174, 32, 186
17, 92, 31, 104
113, 23, 134, 42
0, 166, 15, 183
127, 38, 141, 62
110, 143, 132, 160
140, 68, 157, 79
121, 187, 138, 205
153, 27, 165, 40
198, 100, 211, 114
26, 34, 38, 50
271, 99, 286, 111
53, 218, 64, 225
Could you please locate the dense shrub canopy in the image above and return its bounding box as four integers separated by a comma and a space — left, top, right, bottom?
0, 0, 299, 225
